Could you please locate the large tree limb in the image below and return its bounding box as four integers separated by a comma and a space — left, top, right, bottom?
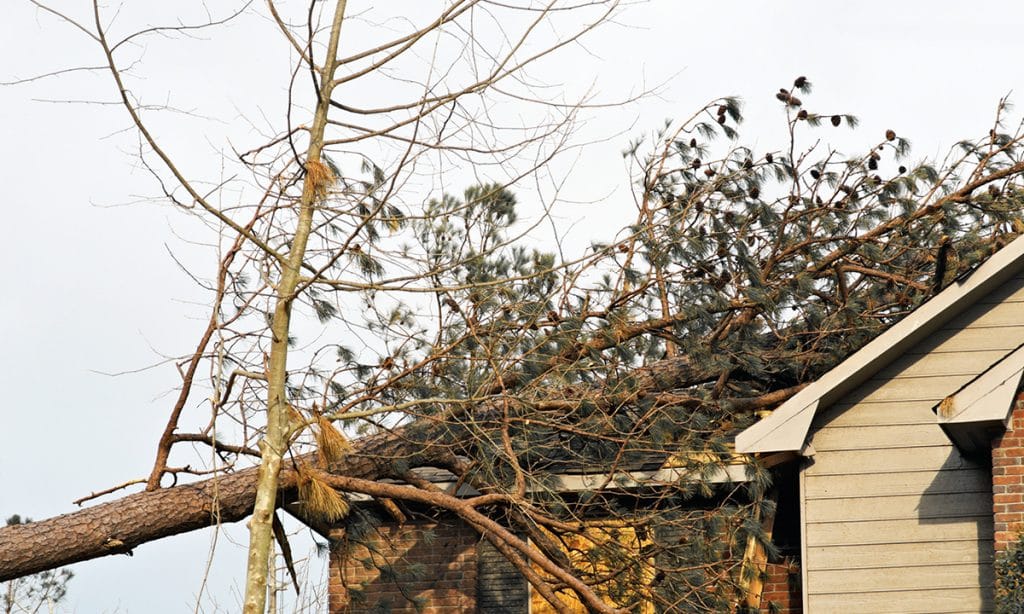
0, 463, 268, 582
0, 428, 439, 582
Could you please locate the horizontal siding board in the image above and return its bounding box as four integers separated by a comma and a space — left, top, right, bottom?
814, 400, 936, 428
943, 299, 1024, 329
977, 273, 1024, 303
936, 290, 1024, 331
919, 325, 1024, 353
853, 373, 975, 403
805, 492, 992, 523
808, 563, 993, 594
808, 541, 993, 570
803, 445, 972, 476
810, 424, 951, 451
806, 587, 989, 613
805, 468, 991, 499
806, 517, 991, 547
873, 349, 1009, 380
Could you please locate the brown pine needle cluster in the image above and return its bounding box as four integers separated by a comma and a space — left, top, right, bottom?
316, 416, 351, 465
297, 464, 350, 522
305, 159, 335, 201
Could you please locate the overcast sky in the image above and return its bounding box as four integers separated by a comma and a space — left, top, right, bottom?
3, 1, 1024, 612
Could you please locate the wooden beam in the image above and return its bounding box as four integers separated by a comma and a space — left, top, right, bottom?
740, 489, 779, 610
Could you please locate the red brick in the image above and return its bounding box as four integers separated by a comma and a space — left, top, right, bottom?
993, 395, 1024, 556
330, 519, 477, 613
758, 556, 801, 613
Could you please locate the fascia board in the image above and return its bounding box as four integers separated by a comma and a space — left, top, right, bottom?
735, 399, 818, 453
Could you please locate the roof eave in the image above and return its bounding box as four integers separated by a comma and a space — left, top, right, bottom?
934, 343, 1024, 453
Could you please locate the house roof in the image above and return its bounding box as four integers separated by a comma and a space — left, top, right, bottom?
935, 342, 1024, 453
735, 232, 1024, 455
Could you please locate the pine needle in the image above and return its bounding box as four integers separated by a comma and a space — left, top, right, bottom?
937, 396, 955, 418
297, 465, 350, 522
316, 416, 351, 465
305, 159, 335, 200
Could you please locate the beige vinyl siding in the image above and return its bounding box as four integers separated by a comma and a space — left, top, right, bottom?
807, 446, 972, 475
808, 541, 994, 570
802, 274, 1024, 612
807, 588, 987, 614
810, 564, 994, 594
977, 274, 1024, 303
810, 424, 952, 449
873, 349, 1016, 379
805, 469, 990, 499
805, 516, 992, 546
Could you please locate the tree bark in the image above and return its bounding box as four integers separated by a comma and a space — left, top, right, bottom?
0, 428, 433, 583
242, 3, 348, 611
0, 464, 269, 583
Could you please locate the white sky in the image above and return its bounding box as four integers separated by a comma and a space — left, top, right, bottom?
2, 1, 1024, 612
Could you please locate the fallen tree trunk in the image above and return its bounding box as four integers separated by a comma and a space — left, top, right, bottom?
0, 463, 270, 582
0, 428, 437, 582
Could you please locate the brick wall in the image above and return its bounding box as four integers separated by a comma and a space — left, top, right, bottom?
329, 519, 477, 613
759, 557, 801, 614
993, 392, 1024, 556
328, 515, 801, 613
